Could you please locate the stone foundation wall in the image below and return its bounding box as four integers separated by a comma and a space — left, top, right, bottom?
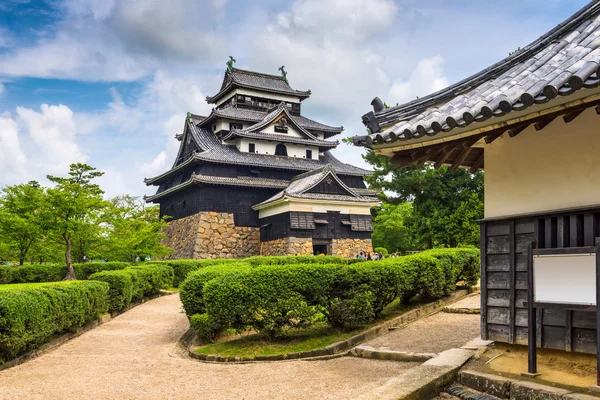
261, 237, 313, 256
162, 212, 260, 259
331, 238, 373, 258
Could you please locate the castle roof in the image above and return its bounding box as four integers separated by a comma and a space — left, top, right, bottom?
253, 165, 379, 209
144, 118, 371, 186
206, 67, 312, 104
355, 0, 600, 148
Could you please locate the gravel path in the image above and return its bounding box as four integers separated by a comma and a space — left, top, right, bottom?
363, 311, 480, 354
445, 293, 480, 310
0, 294, 418, 400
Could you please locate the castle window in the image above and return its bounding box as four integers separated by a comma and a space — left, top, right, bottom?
248, 143, 256, 153
275, 143, 288, 156
229, 122, 243, 130
306, 149, 313, 159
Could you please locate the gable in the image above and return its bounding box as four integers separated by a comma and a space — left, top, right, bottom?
306, 172, 357, 196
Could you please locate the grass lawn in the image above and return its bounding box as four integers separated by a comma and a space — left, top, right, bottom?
195, 323, 359, 357
0, 281, 84, 290
193, 296, 424, 358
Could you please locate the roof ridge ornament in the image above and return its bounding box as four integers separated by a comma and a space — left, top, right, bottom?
226, 56, 236, 73
278, 65, 288, 83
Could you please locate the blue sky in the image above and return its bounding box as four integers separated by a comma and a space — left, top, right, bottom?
0, 0, 590, 197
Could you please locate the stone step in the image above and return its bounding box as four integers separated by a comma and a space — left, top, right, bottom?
444, 384, 500, 399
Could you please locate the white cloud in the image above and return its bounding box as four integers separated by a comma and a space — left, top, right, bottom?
0, 114, 27, 184
388, 55, 449, 105
0, 1, 228, 81
16, 104, 87, 175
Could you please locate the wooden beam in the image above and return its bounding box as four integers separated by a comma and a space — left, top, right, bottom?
433, 145, 458, 169
507, 124, 528, 138
390, 153, 417, 168
484, 130, 505, 144
562, 109, 584, 124
469, 151, 484, 173
534, 116, 556, 131
450, 137, 480, 171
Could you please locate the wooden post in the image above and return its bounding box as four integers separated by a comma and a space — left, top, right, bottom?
527, 241, 538, 376
595, 238, 600, 387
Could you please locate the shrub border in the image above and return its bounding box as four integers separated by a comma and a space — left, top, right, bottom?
0, 290, 176, 371
186, 288, 476, 363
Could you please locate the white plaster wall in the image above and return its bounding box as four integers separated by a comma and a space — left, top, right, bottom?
215, 88, 301, 106
484, 107, 600, 218
215, 118, 248, 132
237, 138, 318, 158
257, 201, 374, 218
262, 123, 303, 138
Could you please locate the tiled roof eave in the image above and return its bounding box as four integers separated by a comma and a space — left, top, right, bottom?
206, 82, 311, 103
222, 130, 339, 148
356, 0, 600, 147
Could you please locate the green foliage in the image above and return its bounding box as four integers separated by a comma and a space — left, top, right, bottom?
43, 163, 107, 279
193, 249, 479, 337
362, 154, 484, 249
0, 181, 45, 265
87, 271, 133, 312
373, 247, 388, 255
89, 264, 174, 310
149, 258, 243, 287
0, 262, 131, 285
244, 255, 361, 267
0, 280, 109, 363
372, 203, 413, 253
102, 195, 171, 262
189, 313, 221, 342
179, 262, 250, 316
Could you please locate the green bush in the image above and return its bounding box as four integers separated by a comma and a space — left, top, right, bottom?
179, 262, 250, 316
88, 271, 133, 312
89, 264, 173, 310
244, 255, 361, 267
421, 248, 480, 287
147, 259, 242, 286
189, 313, 221, 342
373, 247, 388, 255
0, 281, 109, 363
0, 262, 131, 284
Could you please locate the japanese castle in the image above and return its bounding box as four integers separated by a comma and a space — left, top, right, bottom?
144, 61, 379, 259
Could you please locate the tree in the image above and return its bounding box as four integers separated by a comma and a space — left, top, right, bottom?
104, 195, 171, 262
371, 202, 414, 254
362, 149, 483, 249
44, 164, 107, 280
0, 181, 45, 265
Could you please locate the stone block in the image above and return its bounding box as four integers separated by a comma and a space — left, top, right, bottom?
509, 381, 571, 400
460, 370, 514, 398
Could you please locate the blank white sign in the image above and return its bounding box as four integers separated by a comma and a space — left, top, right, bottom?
534, 253, 596, 305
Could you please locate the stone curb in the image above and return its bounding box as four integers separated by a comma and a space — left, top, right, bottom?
0, 291, 175, 372
187, 288, 474, 363
351, 345, 435, 362
442, 307, 481, 315
459, 370, 600, 400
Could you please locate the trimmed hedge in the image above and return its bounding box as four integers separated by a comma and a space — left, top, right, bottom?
147, 259, 242, 287
0, 262, 131, 284
179, 262, 251, 316
244, 255, 363, 267
186, 248, 480, 338
0, 280, 109, 363
89, 264, 174, 311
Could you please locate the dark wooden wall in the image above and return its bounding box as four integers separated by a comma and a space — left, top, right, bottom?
481, 207, 600, 354
260, 211, 372, 242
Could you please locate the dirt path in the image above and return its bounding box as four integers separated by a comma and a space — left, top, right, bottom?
0, 294, 417, 400
363, 310, 481, 354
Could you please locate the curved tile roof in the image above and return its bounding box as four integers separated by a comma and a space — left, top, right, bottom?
357, 1, 600, 146
207, 68, 312, 103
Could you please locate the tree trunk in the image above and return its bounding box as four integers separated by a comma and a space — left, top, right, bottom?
19, 257, 24, 266
63, 236, 77, 280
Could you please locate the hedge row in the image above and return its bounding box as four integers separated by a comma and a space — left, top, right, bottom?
0, 262, 131, 284
147, 259, 242, 287
89, 264, 174, 312
244, 255, 362, 267
181, 249, 480, 340
0, 281, 109, 363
